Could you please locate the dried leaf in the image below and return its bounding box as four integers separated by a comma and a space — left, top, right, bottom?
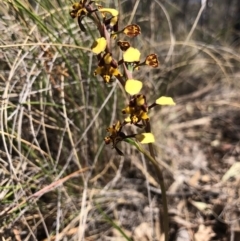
222, 162, 240, 182
194, 224, 215, 241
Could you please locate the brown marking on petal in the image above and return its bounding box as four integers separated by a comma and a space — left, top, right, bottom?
117, 40, 131, 51
103, 75, 111, 83
104, 137, 111, 144
145, 54, 159, 68
123, 24, 141, 37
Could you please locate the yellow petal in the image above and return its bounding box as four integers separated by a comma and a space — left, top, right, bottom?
103, 53, 112, 64
91, 37, 107, 54
124, 116, 131, 122
110, 16, 118, 27
132, 115, 138, 124
103, 75, 111, 83
122, 106, 131, 114
125, 79, 143, 95
98, 8, 119, 17
123, 47, 141, 62
106, 126, 114, 134
156, 96, 176, 105
135, 133, 155, 144
115, 121, 121, 131
136, 95, 145, 106
94, 66, 104, 75
139, 111, 149, 120
109, 67, 122, 77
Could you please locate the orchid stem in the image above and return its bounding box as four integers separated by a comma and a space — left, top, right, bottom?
144, 121, 169, 241
135, 140, 169, 241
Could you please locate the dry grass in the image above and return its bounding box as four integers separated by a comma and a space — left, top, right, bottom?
0, 0, 240, 240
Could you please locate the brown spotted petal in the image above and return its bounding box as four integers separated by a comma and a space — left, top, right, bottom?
70, 3, 82, 18
144, 54, 159, 68
117, 40, 131, 51
123, 24, 141, 37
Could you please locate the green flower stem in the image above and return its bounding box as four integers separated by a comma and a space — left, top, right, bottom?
124, 133, 169, 241
145, 121, 169, 241
123, 62, 133, 80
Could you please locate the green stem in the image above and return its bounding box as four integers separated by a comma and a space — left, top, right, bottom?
144, 144, 169, 241
126, 131, 169, 241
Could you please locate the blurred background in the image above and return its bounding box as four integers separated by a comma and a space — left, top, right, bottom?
0, 0, 240, 240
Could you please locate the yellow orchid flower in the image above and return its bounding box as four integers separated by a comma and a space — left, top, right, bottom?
122, 94, 149, 125
104, 121, 126, 155
94, 65, 122, 83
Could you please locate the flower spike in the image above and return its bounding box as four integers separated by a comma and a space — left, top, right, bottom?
69, 1, 176, 162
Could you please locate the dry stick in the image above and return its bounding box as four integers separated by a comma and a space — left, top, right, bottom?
184, 0, 207, 44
